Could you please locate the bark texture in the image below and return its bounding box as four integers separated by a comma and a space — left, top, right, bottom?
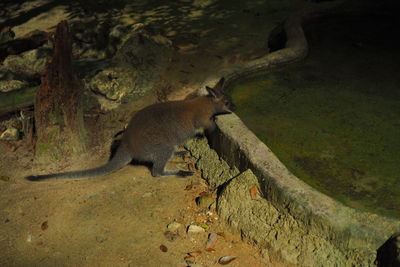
35, 20, 86, 159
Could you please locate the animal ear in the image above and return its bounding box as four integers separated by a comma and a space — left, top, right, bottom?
206, 86, 218, 98
214, 77, 225, 91
205, 77, 225, 97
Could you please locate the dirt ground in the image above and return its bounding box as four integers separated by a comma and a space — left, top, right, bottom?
0, 0, 308, 266
0, 141, 285, 266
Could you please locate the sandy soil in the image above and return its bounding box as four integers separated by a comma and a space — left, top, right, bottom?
0, 136, 289, 267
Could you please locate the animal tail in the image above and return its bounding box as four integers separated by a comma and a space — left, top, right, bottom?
26, 145, 133, 181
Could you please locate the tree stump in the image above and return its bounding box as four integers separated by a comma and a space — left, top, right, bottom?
35, 20, 86, 160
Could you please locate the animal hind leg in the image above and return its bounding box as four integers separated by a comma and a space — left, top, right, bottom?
151, 149, 194, 178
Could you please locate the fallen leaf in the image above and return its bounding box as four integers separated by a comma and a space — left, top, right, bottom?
159, 244, 168, 252
205, 247, 216, 252
249, 185, 259, 199
200, 224, 209, 229
41, 221, 48, 231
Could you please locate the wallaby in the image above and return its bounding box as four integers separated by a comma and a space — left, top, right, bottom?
26, 77, 235, 181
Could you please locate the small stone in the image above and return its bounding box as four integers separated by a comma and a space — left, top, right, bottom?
26, 234, 32, 242
141, 192, 152, 198
218, 255, 237, 265
195, 192, 216, 210
167, 221, 181, 231
205, 233, 218, 248
187, 225, 205, 234
0, 127, 19, 141
185, 258, 195, 265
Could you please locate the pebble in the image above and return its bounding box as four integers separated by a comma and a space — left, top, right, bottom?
141, 192, 153, 198
205, 233, 218, 248
26, 234, 32, 242
167, 221, 181, 231
185, 258, 195, 265
218, 255, 237, 265
187, 225, 205, 234
0, 127, 19, 141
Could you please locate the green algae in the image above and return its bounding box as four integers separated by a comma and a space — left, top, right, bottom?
228, 16, 400, 218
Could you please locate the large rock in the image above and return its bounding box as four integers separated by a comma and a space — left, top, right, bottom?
87, 31, 172, 109
0, 73, 29, 93
0, 46, 51, 93
2, 47, 51, 76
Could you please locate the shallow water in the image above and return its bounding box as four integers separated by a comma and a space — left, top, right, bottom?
228, 15, 400, 218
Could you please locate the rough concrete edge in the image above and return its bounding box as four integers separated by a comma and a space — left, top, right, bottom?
216, 168, 370, 266
213, 115, 399, 249
191, 0, 400, 264
187, 137, 379, 266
